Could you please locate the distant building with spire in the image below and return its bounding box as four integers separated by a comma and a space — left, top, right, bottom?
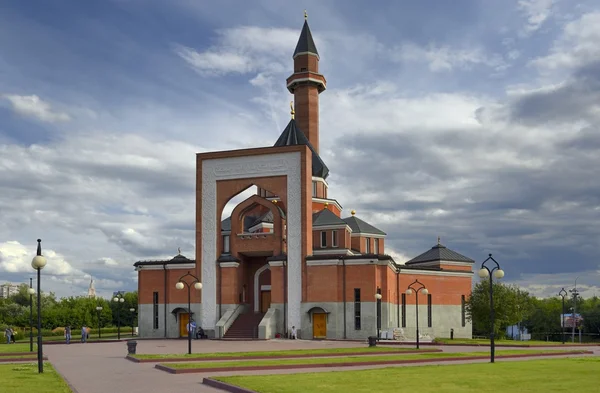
87, 278, 96, 298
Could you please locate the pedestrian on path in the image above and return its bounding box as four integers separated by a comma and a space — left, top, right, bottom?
81, 326, 87, 343
65, 326, 71, 344
4, 327, 12, 344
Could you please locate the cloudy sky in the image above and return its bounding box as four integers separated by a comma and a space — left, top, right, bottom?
1, 0, 599, 300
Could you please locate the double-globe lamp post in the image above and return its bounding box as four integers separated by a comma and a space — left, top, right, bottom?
558, 288, 567, 344
113, 294, 125, 340
96, 306, 103, 339
478, 253, 505, 364
175, 271, 202, 355
28, 278, 35, 352
406, 279, 429, 349
31, 239, 47, 374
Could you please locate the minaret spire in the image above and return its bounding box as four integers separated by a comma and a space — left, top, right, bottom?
286, 12, 326, 154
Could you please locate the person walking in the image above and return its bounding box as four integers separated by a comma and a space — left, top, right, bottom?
81, 325, 87, 343
65, 326, 71, 344
4, 327, 11, 344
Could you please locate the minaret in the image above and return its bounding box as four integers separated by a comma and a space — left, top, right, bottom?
286, 11, 326, 154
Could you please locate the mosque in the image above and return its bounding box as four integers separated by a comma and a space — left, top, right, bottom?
134, 15, 474, 341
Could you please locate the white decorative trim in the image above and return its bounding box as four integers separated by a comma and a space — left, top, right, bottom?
312, 176, 328, 187
219, 262, 240, 268
312, 197, 343, 211
201, 151, 302, 330
350, 233, 386, 238
268, 261, 285, 267
261, 285, 272, 291
287, 77, 327, 91
254, 264, 270, 312
306, 259, 341, 266
312, 248, 353, 256
136, 263, 195, 271
293, 51, 320, 60
399, 269, 473, 277
312, 224, 352, 231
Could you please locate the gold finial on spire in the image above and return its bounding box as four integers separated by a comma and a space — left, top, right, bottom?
437, 236, 441, 245
290, 101, 295, 119
178, 247, 181, 255
351, 210, 356, 216
324, 202, 329, 209
304, 10, 308, 20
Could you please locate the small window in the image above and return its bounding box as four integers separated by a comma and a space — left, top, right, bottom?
461, 295, 466, 327
152, 292, 159, 329
365, 238, 370, 254
374, 238, 379, 254
223, 235, 230, 254
312, 181, 317, 197
401, 293, 406, 328
354, 288, 361, 330
300, 67, 307, 71
427, 294, 432, 328
320, 231, 327, 248
332, 230, 338, 248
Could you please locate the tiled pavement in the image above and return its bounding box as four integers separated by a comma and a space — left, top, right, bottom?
43, 339, 600, 393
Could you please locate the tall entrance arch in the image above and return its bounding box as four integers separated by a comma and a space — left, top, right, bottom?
197, 148, 309, 337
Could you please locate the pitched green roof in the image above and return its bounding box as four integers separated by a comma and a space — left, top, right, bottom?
405, 243, 474, 264
293, 20, 319, 58
313, 208, 346, 227
342, 215, 386, 235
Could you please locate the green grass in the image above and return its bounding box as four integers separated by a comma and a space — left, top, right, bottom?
134, 346, 428, 360
16, 333, 125, 343
433, 338, 588, 346
215, 357, 599, 393
0, 354, 38, 359
166, 349, 577, 369
0, 362, 72, 393
0, 343, 37, 353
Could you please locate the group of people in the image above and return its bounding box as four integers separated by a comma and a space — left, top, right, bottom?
64, 325, 89, 344
3, 327, 16, 344
186, 319, 207, 339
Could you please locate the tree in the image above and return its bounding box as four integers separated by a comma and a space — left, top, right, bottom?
466, 279, 532, 338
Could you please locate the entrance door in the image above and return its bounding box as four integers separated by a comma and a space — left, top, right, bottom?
260, 291, 271, 313
179, 313, 189, 337
312, 313, 327, 339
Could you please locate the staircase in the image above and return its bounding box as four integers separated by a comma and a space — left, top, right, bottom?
223, 312, 265, 340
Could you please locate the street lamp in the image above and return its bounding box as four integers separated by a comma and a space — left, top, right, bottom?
569, 279, 580, 344
129, 308, 136, 337
31, 239, 47, 374
374, 289, 382, 340
96, 306, 103, 339
406, 279, 429, 349
28, 278, 35, 352
113, 294, 125, 340
558, 288, 567, 344
175, 271, 202, 355
478, 253, 505, 364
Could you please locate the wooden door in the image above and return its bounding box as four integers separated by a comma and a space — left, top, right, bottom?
312, 313, 327, 339
179, 313, 189, 337
260, 291, 271, 313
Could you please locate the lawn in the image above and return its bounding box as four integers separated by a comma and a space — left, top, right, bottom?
0, 362, 72, 393
16, 333, 125, 343
433, 338, 589, 346
165, 349, 576, 369
0, 343, 37, 353
134, 346, 428, 360
215, 357, 600, 393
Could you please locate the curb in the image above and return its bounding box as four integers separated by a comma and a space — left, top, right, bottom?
203, 378, 256, 393
0, 356, 48, 363
125, 349, 442, 363
159, 350, 593, 374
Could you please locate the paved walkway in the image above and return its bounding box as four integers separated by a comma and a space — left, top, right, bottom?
43, 339, 600, 393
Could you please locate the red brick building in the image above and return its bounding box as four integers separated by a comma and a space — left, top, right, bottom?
134, 17, 474, 340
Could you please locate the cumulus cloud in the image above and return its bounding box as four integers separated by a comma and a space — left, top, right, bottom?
518, 0, 557, 34
2, 94, 71, 123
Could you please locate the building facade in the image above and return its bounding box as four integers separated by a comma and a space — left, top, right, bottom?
0, 282, 20, 298
135, 17, 474, 341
